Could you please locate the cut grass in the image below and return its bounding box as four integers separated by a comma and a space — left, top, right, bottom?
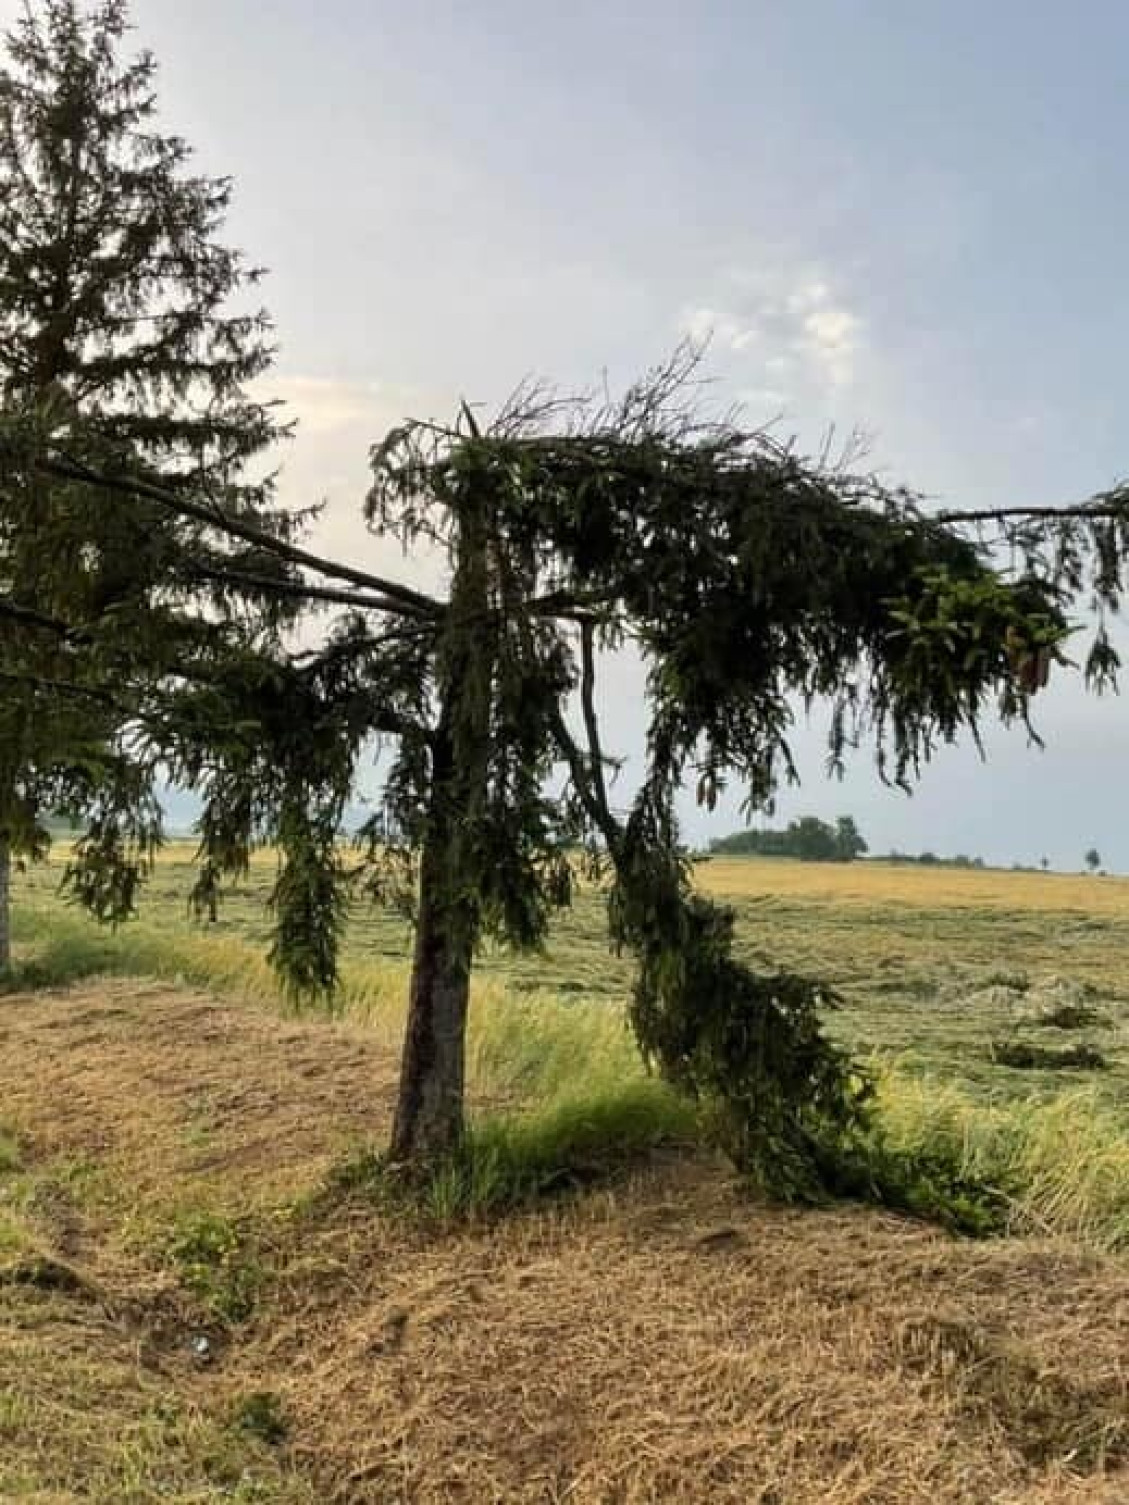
1, 978, 1128, 1502
1, 848, 1126, 1501
0, 1291, 314, 1503
15, 842, 1129, 1104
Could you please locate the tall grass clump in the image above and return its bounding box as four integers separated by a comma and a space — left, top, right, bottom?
873, 1072, 1129, 1250
411, 1082, 697, 1223
5, 903, 278, 1001
335, 983, 697, 1220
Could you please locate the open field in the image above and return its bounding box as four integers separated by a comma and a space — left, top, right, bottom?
3, 850, 1129, 1499
13, 844, 1129, 1131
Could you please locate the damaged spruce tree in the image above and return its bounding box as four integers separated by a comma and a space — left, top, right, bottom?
163, 363, 1083, 1189
7, 335, 1121, 1191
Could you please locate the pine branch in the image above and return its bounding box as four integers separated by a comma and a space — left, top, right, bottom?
547, 704, 622, 855
181, 561, 431, 618
0, 594, 93, 642
937, 493, 1129, 526
578, 620, 611, 817
31, 449, 444, 619
0, 664, 126, 711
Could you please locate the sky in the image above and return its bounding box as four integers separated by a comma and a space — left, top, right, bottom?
8, 0, 1129, 868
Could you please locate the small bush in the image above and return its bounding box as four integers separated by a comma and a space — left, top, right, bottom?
991, 1041, 1108, 1071
165, 1211, 263, 1323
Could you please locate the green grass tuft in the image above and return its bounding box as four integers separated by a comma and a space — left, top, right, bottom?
332, 1079, 696, 1224
231, 1391, 289, 1447
0, 1127, 21, 1175
165, 1210, 264, 1324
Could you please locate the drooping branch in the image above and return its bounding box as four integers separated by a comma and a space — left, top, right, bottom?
0, 594, 94, 642
525, 586, 622, 621
0, 664, 129, 711
0, 590, 424, 744
578, 620, 612, 818
937, 493, 1129, 526
547, 703, 621, 855
180, 560, 428, 618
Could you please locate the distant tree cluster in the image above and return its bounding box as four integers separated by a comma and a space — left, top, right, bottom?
710, 816, 867, 863
882, 850, 986, 868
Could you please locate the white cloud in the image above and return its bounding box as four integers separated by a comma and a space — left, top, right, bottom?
680, 304, 759, 354
678, 264, 866, 406
801, 301, 862, 389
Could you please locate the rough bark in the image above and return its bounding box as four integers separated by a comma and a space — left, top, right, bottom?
387, 792, 474, 1163
0, 835, 10, 974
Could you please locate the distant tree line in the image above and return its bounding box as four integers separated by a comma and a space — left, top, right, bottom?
882, 849, 986, 868
710, 816, 867, 863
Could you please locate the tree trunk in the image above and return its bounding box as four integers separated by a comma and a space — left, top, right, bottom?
0, 835, 10, 975
387, 809, 474, 1164
387, 492, 492, 1167
388, 711, 480, 1164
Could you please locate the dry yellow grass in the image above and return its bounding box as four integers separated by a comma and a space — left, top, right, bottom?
2, 979, 1127, 1502
700, 854, 1129, 913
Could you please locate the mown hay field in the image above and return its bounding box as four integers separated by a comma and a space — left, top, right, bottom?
2, 848, 1129, 1501
15, 844, 1129, 1115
